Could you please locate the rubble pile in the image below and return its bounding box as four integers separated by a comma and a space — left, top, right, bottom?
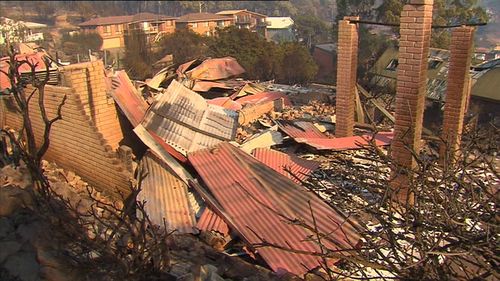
102, 56, 397, 278
0, 162, 286, 281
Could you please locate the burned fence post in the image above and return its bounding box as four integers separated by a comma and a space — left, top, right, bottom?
335, 16, 359, 137
390, 0, 434, 203
440, 26, 475, 163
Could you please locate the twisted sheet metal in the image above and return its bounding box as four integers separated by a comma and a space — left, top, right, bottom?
138, 151, 197, 234
277, 120, 394, 151
188, 142, 360, 277
109, 71, 148, 127
142, 80, 238, 155
252, 148, 320, 183
276, 120, 327, 139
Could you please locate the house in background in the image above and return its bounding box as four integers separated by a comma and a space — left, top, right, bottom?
78, 13, 177, 52
468, 59, 500, 125
0, 17, 47, 45
369, 46, 500, 125
368, 46, 450, 101
312, 43, 336, 82
216, 10, 268, 37
175, 13, 234, 36
266, 17, 295, 43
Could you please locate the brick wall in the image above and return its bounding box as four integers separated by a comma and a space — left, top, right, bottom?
335, 16, 359, 137
2, 61, 132, 198
441, 26, 475, 159
59, 61, 123, 150
391, 0, 434, 169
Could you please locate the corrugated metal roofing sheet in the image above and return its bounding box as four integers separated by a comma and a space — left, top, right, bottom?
278, 120, 394, 150
142, 80, 239, 155
109, 71, 148, 127
276, 120, 327, 139
177, 57, 245, 81
138, 151, 197, 234
252, 148, 320, 183
296, 132, 394, 151
196, 207, 230, 236
188, 142, 359, 277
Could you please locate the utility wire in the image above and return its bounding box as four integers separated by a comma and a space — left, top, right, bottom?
348, 19, 487, 29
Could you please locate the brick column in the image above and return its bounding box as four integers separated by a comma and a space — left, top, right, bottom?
441, 26, 475, 160
392, 0, 433, 168
335, 16, 359, 137
391, 0, 433, 202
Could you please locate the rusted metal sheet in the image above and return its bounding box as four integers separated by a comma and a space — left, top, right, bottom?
276, 120, 327, 139
177, 57, 245, 81
207, 97, 242, 111
277, 120, 394, 151
109, 71, 148, 127
252, 148, 320, 183
196, 207, 230, 236
235, 91, 292, 107
295, 132, 394, 151
142, 80, 239, 155
138, 151, 197, 234
188, 142, 360, 277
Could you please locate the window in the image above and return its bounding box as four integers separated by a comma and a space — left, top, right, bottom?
428, 59, 442, 69
115, 24, 123, 34
217, 21, 225, 27
191, 22, 198, 28
386, 59, 398, 71
203, 21, 209, 27
103, 25, 111, 34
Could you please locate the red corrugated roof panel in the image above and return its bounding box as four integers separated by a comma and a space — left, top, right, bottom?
109, 71, 148, 127
296, 132, 394, 150
196, 207, 230, 236
276, 120, 327, 139
188, 142, 359, 276
138, 151, 197, 234
278, 120, 394, 151
252, 148, 320, 183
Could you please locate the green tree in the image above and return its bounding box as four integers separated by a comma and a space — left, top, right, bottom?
336, 0, 375, 21
209, 26, 278, 81
277, 42, 318, 84
158, 29, 209, 65
375, 0, 489, 49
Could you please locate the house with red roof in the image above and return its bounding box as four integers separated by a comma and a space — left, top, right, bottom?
78, 13, 177, 51
175, 13, 234, 36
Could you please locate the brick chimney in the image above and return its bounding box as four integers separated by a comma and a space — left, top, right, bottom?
335, 16, 359, 137
441, 26, 475, 162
